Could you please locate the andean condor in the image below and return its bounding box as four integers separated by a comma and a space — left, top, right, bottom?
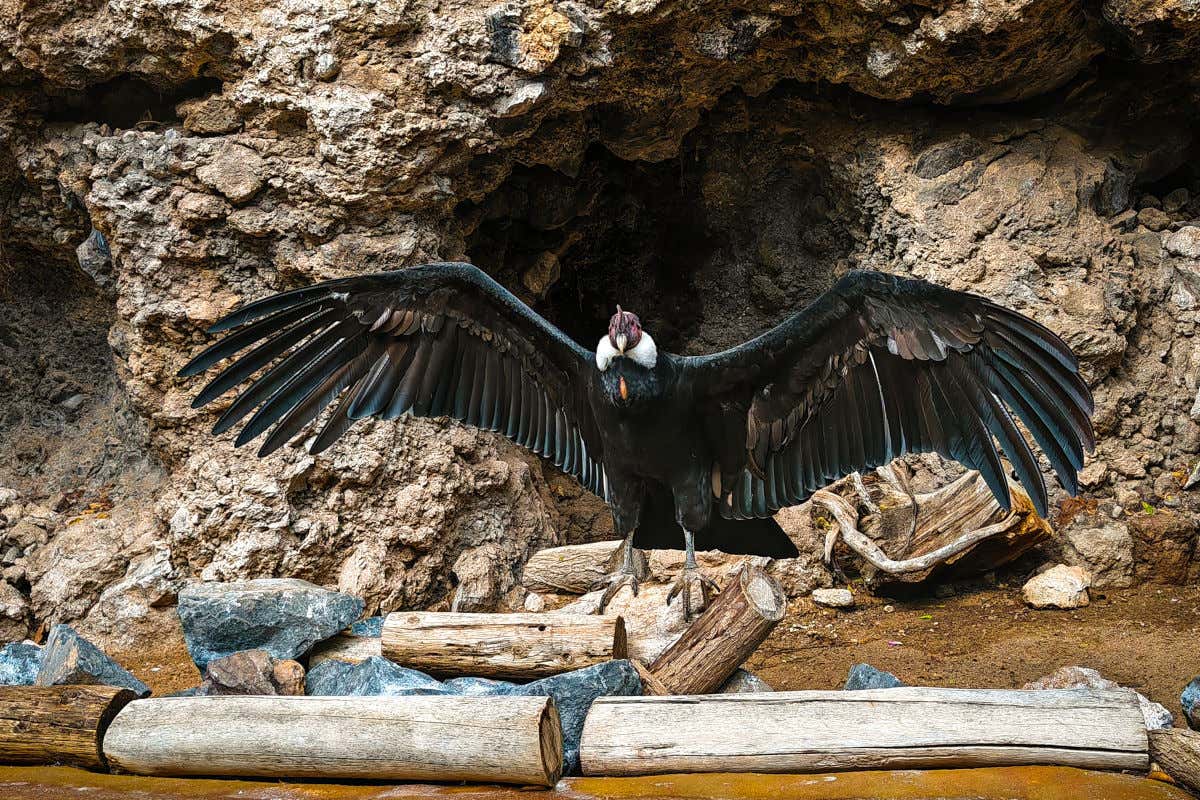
179, 263, 1094, 616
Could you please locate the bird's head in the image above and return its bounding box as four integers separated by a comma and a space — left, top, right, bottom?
596, 306, 658, 374
608, 306, 642, 355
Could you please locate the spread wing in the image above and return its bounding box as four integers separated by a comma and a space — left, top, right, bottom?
178, 262, 608, 499
687, 270, 1094, 520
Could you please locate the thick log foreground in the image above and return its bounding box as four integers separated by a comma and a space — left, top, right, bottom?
1150, 728, 1200, 795
382, 611, 626, 680
103, 695, 563, 785
0, 685, 135, 770
579, 687, 1149, 776
645, 565, 785, 695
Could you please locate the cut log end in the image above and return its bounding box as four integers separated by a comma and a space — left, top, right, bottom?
539, 698, 565, 786
741, 566, 786, 622
0, 685, 137, 771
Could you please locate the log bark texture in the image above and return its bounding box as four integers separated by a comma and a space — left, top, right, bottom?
102, 694, 563, 785
579, 687, 1149, 776
646, 565, 785, 694
522, 541, 622, 593
1150, 728, 1200, 795
382, 611, 626, 680
0, 685, 136, 770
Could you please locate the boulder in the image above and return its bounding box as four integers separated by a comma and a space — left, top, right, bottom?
812, 588, 855, 609
305, 656, 452, 697
35, 624, 150, 697
1182, 677, 1200, 730
0, 641, 43, 685
844, 662, 904, 690
719, 668, 774, 693
1024, 666, 1172, 730
178, 578, 364, 671
1166, 226, 1200, 259
198, 649, 304, 696
1022, 565, 1090, 609
508, 659, 642, 775
349, 616, 384, 637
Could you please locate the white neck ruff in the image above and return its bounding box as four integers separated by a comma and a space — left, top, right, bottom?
596, 331, 657, 371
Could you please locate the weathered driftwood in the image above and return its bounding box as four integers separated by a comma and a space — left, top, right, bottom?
307, 634, 380, 668
103, 695, 563, 786
815, 468, 1051, 587
646, 565, 785, 695
0, 685, 136, 770
1150, 728, 1200, 795
579, 687, 1148, 776
381, 611, 626, 680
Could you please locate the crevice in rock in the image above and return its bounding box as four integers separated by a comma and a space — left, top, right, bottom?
44, 76, 223, 129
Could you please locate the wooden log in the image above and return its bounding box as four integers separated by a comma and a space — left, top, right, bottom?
381, 611, 626, 680
307, 634, 380, 668
103, 694, 563, 786
522, 541, 622, 593
579, 687, 1149, 776
1150, 728, 1200, 795
646, 565, 785, 695
0, 685, 136, 770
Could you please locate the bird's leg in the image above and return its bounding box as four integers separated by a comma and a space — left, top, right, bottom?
591, 531, 647, 613
666, 529, 721, 619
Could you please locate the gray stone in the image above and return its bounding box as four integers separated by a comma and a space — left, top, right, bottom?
443, 676, 518, 695
202, 648, 277, 695
35, 624, 149, 697
1022, 564, 1090, 609
0, 641, 43, 685
1182, 677, 1200, 730
812, 588, 855, 608
844, 662, 904, 690
349, 616, 384, 637
1166, 226, 1200, 259
509, 659, 642, 776
179, 578, 364, 671
305, 656, 452, 697
1025, 666, 1172, 730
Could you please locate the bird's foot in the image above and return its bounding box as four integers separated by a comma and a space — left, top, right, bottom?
590, 546, 648, 614
591, 569, 642, 613
666, 566, 721, 620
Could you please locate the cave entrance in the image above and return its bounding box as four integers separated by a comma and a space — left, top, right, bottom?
460, 98, 855, 356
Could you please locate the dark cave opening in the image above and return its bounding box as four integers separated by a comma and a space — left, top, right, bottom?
459, 104, 855, 357
44, 76, 224, 129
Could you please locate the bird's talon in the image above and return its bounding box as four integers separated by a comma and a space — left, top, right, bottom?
591, 570, 641, 613
667, 567, 721, 619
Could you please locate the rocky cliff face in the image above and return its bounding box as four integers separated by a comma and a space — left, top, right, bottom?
0, 0, 1198, 648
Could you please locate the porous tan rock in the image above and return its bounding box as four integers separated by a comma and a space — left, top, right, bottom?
1023, 565, 1092, 610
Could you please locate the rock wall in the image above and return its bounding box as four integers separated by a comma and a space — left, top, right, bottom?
0, 0, 1198, 648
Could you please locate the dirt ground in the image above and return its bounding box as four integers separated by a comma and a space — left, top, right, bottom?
747, 584, 1200, 717
116, 582, 1200, 719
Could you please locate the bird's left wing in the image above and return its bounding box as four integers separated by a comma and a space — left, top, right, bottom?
177, 262, 608, 498
685, 270, 1094, 520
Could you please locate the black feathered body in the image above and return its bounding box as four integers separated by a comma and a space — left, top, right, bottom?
178, 263, 1094, 558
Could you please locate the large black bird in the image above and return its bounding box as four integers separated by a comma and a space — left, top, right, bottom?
179, 264, 1093, 616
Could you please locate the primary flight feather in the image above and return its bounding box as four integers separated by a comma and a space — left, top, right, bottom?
179, 263, 1094, 616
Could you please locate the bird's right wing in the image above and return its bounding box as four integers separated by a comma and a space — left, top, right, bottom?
177, 262, 609, 499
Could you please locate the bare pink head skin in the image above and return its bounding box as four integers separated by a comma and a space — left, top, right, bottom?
608, 306, 643, 354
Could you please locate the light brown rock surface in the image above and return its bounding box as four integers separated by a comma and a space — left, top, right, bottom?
0, 0, 1198, 650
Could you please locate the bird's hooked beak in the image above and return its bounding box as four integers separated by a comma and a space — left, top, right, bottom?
614, 333, 628, 353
